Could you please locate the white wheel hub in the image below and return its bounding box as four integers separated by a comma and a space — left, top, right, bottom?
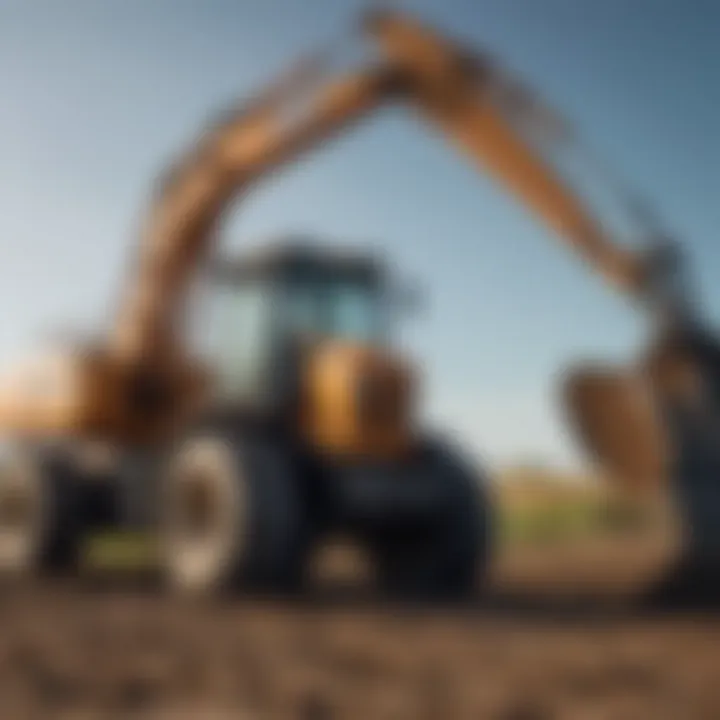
163, 436, 248, 593
0, 451, 44, 574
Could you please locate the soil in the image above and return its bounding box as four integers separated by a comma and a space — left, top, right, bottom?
0, 535, 718, 720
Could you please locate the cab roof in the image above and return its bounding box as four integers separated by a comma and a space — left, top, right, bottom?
209, 237, 385, 285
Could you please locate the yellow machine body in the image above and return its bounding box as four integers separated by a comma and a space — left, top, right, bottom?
300, 341, 416, 461
0, 347, 206, 445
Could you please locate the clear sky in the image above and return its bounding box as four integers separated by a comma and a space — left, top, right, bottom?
0, 0, 718, 469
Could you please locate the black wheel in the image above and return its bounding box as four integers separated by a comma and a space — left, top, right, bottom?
160, 430, 308, 596
0, 446, 85, 578
373, 439, 492, 602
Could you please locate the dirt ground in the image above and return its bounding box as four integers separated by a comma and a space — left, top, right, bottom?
0, 535, 719, 720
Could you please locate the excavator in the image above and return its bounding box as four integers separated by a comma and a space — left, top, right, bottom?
0, 9, 716, 597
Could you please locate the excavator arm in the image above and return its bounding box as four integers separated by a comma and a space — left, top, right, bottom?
112, 10, 644, 368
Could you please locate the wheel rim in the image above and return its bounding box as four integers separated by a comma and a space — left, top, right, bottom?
163, 437, 246, 592
0, 453, 43, 573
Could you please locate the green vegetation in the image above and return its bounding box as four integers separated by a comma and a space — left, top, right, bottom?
497, 493, 653, 546
495, 469, 659, 546
83, 531, 158, 571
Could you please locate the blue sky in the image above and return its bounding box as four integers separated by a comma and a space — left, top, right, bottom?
0, 0, 718, 469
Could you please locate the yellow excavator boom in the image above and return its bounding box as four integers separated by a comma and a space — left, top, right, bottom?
111, 10, 643, 370
0, 9, 651, 445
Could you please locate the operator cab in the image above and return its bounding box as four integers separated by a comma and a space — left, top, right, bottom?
199, 239, 392, 412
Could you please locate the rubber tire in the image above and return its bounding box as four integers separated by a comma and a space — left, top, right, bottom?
373, 439, 492, 603
160, 430, 308, 597
0, 447, 86, 578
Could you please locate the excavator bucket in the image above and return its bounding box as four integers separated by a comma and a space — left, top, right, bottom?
561, 364, 671, 492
